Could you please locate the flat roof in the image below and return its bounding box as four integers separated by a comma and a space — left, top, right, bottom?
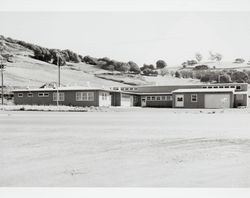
134, 92, 172, 95
172, 88, 235, 93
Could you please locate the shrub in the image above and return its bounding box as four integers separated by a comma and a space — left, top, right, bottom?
218, 74, 232, 83
193, 65, 209, 70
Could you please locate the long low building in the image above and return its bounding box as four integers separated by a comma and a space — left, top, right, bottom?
13, 87, 135, 107
12, 83, 248, 109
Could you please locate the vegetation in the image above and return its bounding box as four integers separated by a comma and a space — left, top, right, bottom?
156, 60, 167, 69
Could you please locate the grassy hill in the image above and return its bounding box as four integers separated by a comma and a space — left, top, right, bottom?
0, 35, 201, 89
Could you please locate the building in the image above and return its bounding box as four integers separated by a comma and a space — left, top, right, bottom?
13, 87, 134, 107
116, 83, 248, 109
13, 83, 248, 109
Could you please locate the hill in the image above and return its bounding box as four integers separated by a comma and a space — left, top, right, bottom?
0, 35, 200, 89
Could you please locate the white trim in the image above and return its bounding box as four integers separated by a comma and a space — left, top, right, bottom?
18, 93, 23, 97
53, 92, 65, 101
27, 93, 33, 97
38, 92, 49, 97
191, 94, 198, 102
76, 92, 94, 101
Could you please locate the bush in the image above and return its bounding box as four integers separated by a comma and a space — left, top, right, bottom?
156, 60, 167, 69
200, 74, 210, 82
219, 74, 232, 83
193, 65, 209, 70
82, 56, 99, 65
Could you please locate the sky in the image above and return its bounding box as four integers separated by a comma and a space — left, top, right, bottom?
1, 11, 250, 66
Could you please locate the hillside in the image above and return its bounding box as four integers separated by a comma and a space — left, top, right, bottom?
0, 35, 200, 89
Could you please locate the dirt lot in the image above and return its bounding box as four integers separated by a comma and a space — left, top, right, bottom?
1, 108, 250, 187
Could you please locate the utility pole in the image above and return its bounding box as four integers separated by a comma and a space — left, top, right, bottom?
1, 64, 4, 106
0, 60, 5, 106
56, 55, 60, 106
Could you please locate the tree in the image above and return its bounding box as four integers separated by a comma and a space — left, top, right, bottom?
128, 61, 140, 74
195, 53, 203, 62
209, 51, 222, 62
175, 71, 181, 78
234, 58, 245, 64
230, 71, 249, 83
156, 60, 167, 69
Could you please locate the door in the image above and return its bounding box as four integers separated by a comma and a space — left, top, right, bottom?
175, 94, 184, 107
141, 98, 146, 107
205, 94, 230, 108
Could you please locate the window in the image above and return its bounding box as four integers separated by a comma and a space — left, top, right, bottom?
125, 88, 129, 91
76, 92, 94, 101
236, 85, 241, 90
121, 88, 124, 91
177, 97, 183, 102
38, 92, 49, 97
208, 86, 212, 88
151, 96, 155, 101
27, 93, 33, 97
129, 88, 133, 91
101, 92, 108, 100
230, 86, 235, 88
162, 96, 166, 100
18, 93, 23, 97
225, 86, 229, 88
53, 92, 65, 101
213, 86, 218, 88
202, 86, 207, 88
191, 94, 198, 102
146, 96, 151, 101
219, 86, 224, 88
134, 88, 138, 91
166, 95, 173, 101
156, 96, 161, 101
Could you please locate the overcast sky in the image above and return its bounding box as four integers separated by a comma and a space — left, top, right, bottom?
1, 12, 250, 66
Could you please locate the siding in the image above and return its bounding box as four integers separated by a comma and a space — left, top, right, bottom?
172, 92, 234, 108
14, 90, 100, 107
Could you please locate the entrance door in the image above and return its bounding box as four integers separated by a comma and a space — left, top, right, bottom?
175, 94, 184, 107
141, 98, 146, 107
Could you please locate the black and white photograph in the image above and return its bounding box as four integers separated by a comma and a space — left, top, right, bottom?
1, 0, 250, 197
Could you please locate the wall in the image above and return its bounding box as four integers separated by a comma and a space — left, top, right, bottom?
172, 92, 234, 108
234, 94, 248, 107
120, 83, 248, 94
14, 90, 100, 107
144, 94, 173, 108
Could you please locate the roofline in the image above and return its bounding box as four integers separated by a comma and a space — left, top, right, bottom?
119, 83, 248, 88
172, 88, 236, 93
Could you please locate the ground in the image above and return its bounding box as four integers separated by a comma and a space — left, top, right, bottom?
1, 108, 250, 187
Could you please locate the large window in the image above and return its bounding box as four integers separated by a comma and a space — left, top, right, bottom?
166, 95, 173, 101
76, 92, 94, 101
53, 92, 65, 101
191, 94, 198, 102
38, 92, 49, 97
